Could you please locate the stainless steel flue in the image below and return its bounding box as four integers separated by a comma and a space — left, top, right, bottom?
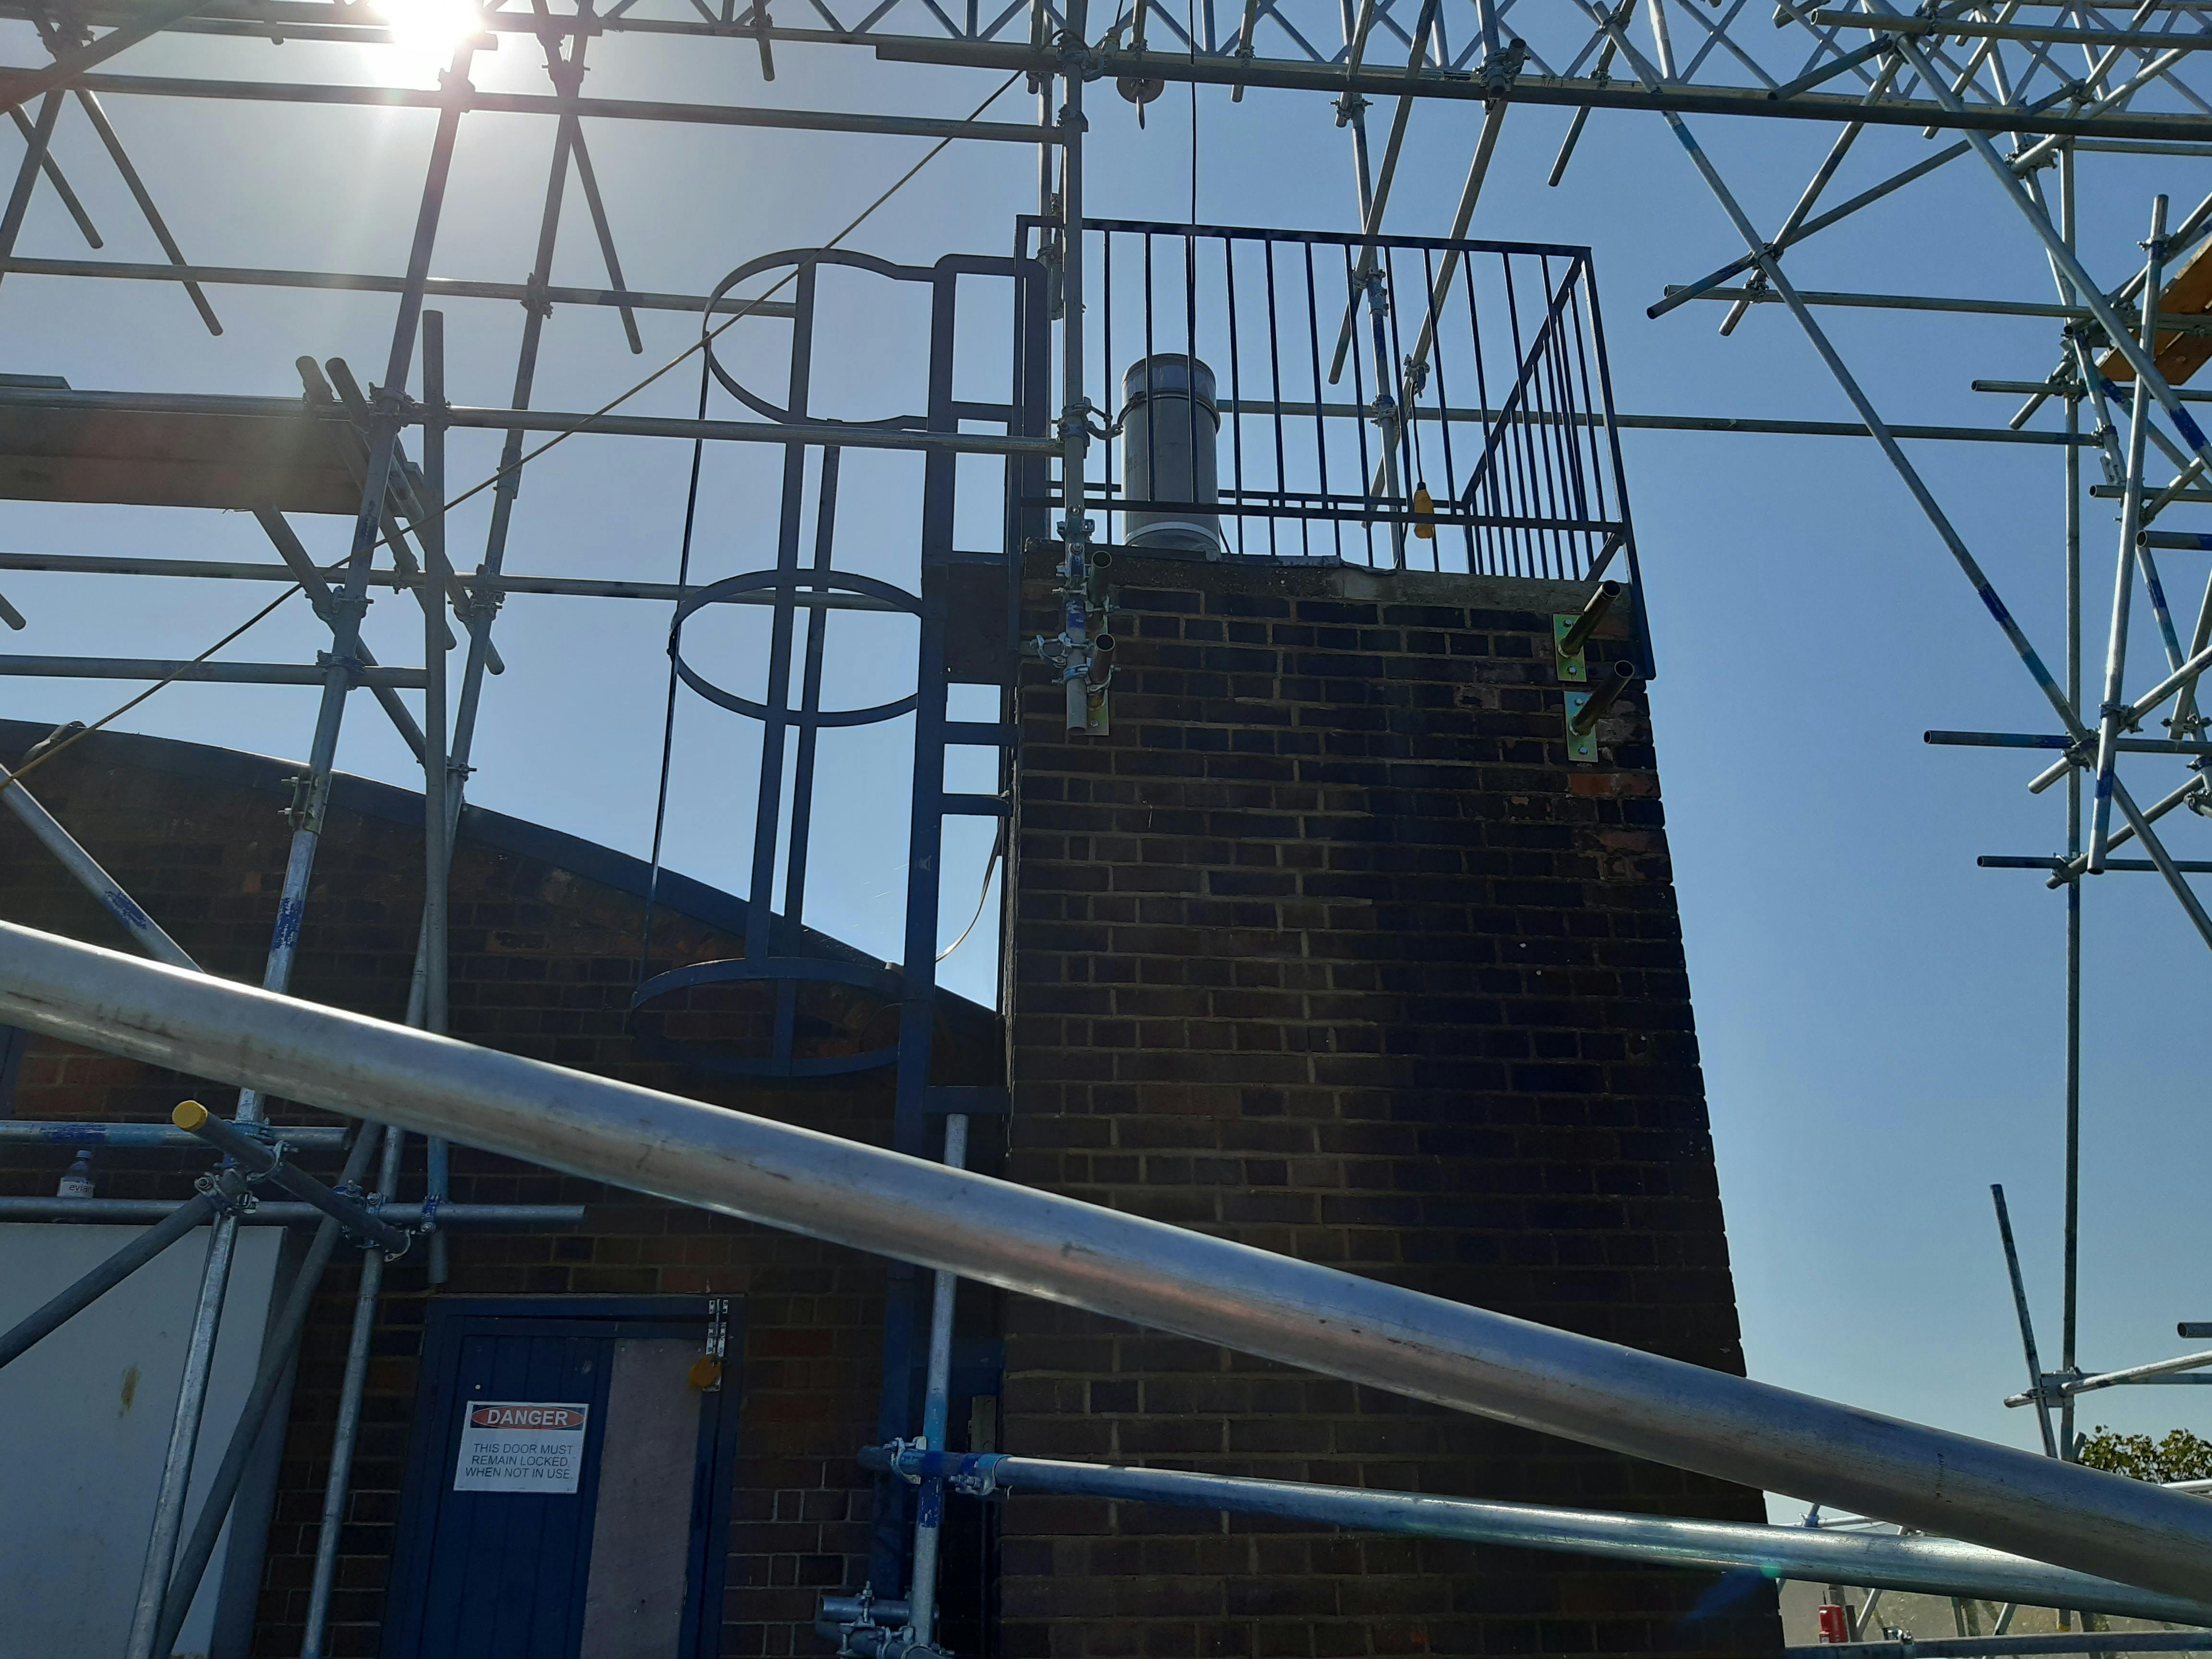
1119, 353, 1223, 556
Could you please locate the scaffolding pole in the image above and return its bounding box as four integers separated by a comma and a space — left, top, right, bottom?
9, 922, 2212, 1601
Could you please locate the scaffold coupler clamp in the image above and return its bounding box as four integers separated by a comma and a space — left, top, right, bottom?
359, 1190, 415, 1261
1057, 398, 1100, 446
884, 1435, 926, 1483
818, 1592, 911, 1654
1053, 35, 1101, 86
818, 1586, 939, 1659
1480, 37, 1526, 102
279, 768, 325, 831
195, 1163, 259, 1218
946, 1455, 1001, 1499
247, 1133, 289, 1186
316, 649, 368, 689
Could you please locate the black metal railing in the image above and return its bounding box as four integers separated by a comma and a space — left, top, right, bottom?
1020, 217, 1639, 582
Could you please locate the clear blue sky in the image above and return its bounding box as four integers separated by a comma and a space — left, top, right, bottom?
1, 6, 2205, 1504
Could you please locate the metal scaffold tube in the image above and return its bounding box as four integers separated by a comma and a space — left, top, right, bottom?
0, 1197, 580, 1224
904, 1113, 968, 1649
1582, 0, 2212, 955
300, 1122, 404, 1659
419, 308, 453, 1285
2088, 195, 2169, 873
1798, 1638, 2212, 1659
109, 31, 476, 1659
862, 33, 2212, 143
869, 1446, 2212, 1626
122, 1191, 238, 1659
0, 748, 196, 969
8, 923, 2212, 1600
0, 1187, 223, 1369
149, 1123, 379, 1657
47, 67, 1064, 144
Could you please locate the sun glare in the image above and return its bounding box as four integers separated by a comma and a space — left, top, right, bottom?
373, 0, 484, 67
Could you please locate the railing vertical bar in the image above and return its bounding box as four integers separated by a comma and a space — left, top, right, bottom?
1534, 256, 1570, 579
1143, 232, 1159, 541
1102, 227, 1116, 544
1422, 246, 1469, 576
1224, 231, 1249, 556
1497, 255, 1526, 577
1382, 245, 1426, 569
1343, 243, 1375, 566
1566, 274, 1604, 578
1547, 259, 1582, 579
1526, 256, 1554, 579
1501, 256, 1537, 579
1564, 270, 1604, 577
1185, 226, 1202, 541
1538, 259, 1574, 580
1302, 243, 1337, 561
1463, 251, 1498, 575
1264, 238, 1293, 557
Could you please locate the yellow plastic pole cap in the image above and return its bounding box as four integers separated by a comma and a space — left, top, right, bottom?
171, 1099, 210, 1130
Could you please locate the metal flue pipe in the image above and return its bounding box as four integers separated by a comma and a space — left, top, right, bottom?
5, 921, 2212, 1599
869, 1447, 2212, 1627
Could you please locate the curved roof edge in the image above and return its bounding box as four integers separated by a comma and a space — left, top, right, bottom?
0, 717, 995, 1033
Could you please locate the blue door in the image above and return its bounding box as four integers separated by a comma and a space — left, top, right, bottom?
383, 1298, 740, 1659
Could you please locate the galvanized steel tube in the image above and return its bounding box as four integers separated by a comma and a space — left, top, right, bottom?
0, 761, 196, 969
0, 1198, 582, 1225
6, 926, 2212, 1597
0, 655, 428, 686
1796, 1636, 2212, 1659
905, 1112, 969, 1647
877, 1448, 2212, 1626
151, 1125, 379, 1657
0, 1119, 349, 1147
300, 1124, 400, 1659
122, 1208, 237, 1659
0, 1188, 221, 1369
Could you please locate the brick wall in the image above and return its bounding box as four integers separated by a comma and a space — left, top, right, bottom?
999, 553, 1777, 1659
0, 724, 996, 1659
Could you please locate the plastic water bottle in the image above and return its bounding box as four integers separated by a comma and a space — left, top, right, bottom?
57, 1149, 94, 1200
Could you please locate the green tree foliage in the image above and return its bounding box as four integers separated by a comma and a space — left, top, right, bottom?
2076, 1426, 2212, 1482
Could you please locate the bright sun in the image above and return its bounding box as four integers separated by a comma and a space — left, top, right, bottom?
373, 0, 484, 66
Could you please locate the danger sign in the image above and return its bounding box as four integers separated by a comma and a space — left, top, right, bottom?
454, 1399, 589, 1493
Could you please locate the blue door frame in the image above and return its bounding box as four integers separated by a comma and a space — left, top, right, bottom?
382, 1296, 743, 1659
